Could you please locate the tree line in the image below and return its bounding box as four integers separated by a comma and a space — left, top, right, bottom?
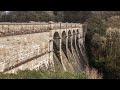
0, 11, 91, 23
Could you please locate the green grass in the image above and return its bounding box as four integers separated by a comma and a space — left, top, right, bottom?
0, 69, 88, 79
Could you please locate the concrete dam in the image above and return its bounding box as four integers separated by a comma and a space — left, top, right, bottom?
0, 22, 88, 73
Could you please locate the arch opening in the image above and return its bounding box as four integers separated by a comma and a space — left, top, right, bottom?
68, 30, 72, 53
62, 31, 67, 58
77, 29, 79, 34
76, 29, 80, 47
73, 30, 76, 49
53, 32, 61, 61
76, 29, 81, 55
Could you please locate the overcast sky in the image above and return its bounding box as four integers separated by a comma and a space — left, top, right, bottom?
5, 11, 9, 14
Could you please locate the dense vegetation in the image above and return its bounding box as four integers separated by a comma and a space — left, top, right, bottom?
86, 12, 120, 79
0, 11, 91, 23
1, 11, 120, 79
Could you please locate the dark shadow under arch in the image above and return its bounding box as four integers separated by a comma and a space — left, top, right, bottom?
76, 29, 80, 45
73, 30, 76, 50
53, 32, 61, 61
62, 31, 67, 58
77, 29, 79, 34
68, 30, 72, 53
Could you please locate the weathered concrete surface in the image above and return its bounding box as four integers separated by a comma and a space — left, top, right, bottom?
61, 49, 74, 72
0, 32, 53, 73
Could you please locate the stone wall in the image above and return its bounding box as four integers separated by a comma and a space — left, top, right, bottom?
0, 23, 81, 37
0, 32, 53, 73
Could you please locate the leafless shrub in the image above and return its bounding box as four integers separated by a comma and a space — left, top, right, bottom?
84, 66, 102, 79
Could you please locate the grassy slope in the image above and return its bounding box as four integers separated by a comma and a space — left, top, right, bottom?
0, 69, 88, 79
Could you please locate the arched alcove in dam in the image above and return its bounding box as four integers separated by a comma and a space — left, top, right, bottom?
53, 32, 61, 62
76, 29, 80, 47
68, 30, 72, 53
72, 30, 76, 50
62, 31, 67, 58
76, 29, 81, 58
